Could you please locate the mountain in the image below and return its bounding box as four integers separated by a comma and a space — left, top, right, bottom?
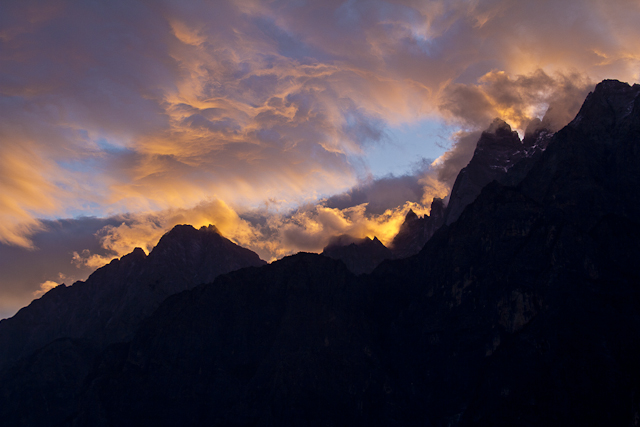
390, 198, 445, 258
444, 118, 551, 225
391, 119, 550, 259
375, 79, 640, 425
2, 79, 640, 426
0, 224, 266, 371
321, 234, 393, 274
54, 79, 639, 426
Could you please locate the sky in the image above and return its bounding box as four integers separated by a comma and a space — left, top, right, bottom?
1, 0, 639, 319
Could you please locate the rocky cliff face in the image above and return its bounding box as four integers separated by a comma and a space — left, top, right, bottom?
445, 118, 543, 225
2, 80, 639, 426
391, 118, 551, 259
0, 224, 266, 371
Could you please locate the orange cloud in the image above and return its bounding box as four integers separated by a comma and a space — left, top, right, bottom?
1, 0, 639, 254
33, 280, 60, 298
0, 143, 61, 248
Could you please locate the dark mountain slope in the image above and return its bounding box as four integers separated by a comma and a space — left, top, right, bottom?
371, 79, 640, 425
73, 255, 400, 427
0, 338, 98, 427
0, 224, 266, 371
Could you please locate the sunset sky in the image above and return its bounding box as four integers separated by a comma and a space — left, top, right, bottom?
1, 0, 639, 318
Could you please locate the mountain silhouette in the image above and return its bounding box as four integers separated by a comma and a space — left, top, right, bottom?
390, 198, 445, 258
1, 79, 639, 426
390, 118, 551, 259
0, 224, 265, 371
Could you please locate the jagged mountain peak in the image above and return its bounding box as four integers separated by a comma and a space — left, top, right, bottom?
324, 234, 367, 249
475, 118, 521, 152
200, 223, 221, 233
444, 118, 525, 225
154, 223, 220, 246
594, 78, 639, 93
485, 117, 513, 135
390, 198, 446, 259
404, 208, 418, 222
123, 246, 147, 261
146, 223, 248, 266
0, 223, 266, 371
323, 233, 389, 252
570, 79, 640, 131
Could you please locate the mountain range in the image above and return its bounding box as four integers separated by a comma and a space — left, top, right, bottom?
0, 79, 639, 426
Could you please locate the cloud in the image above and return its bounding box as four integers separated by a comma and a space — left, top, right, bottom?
0, 216, 126, 318
432, 69, 595, 187
325, 172, 427, 215
2, 0, 639, 247
71, 198, 263, 265
69, 165, 451, 269
33, 281, 60, 298
440, 69, 594, 131
1, 0, 639, 317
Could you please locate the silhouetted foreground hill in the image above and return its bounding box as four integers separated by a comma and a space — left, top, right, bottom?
1, 80, 639, 426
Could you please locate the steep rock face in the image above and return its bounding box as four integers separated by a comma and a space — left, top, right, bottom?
0, 224, 266, 371
321, 234, 393, 274
445, 119, 526, 224
498, 124, 553, 187
393, 119, 551, 258
390, 198, 445, 258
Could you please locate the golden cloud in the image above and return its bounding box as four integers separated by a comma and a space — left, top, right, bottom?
1, 0, 639, 255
